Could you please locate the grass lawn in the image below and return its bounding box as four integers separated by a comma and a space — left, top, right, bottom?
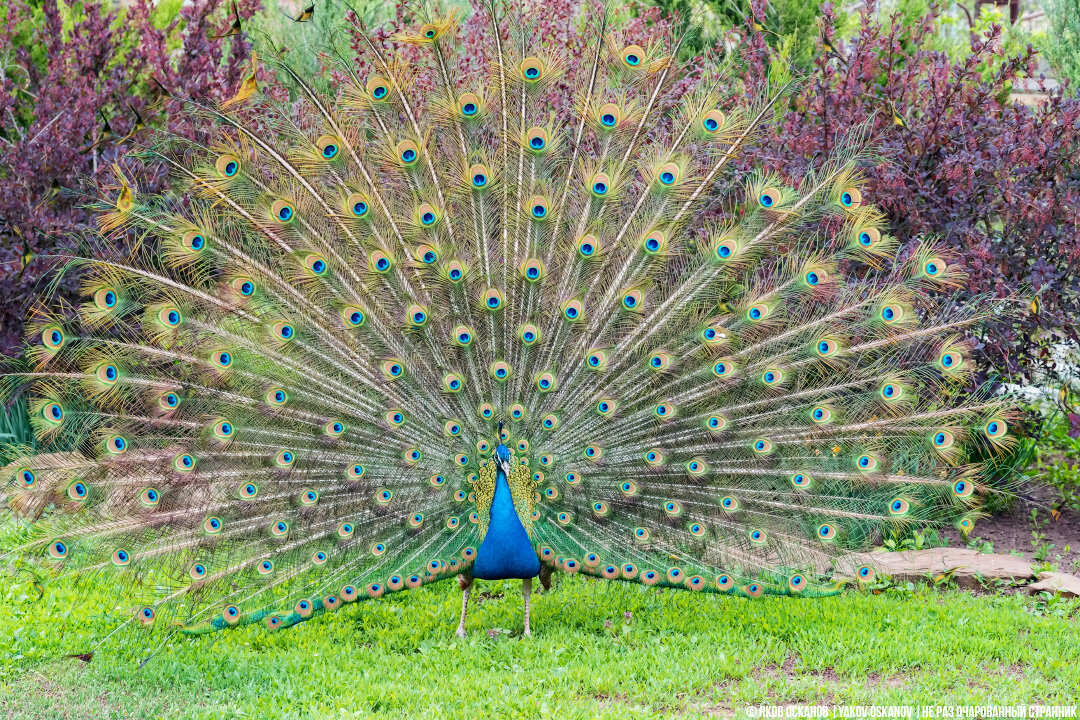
1, 554, 1078, 720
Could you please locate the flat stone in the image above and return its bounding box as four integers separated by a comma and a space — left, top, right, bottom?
1028, 571, 1080, 597
835, 548, 1034, 586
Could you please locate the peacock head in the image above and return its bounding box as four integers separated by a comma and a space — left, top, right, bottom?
495, 423, 512, 476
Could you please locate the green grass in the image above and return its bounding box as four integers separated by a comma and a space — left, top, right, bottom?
1, 543, 1078, 720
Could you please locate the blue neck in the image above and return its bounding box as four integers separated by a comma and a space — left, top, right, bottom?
470, 467, 541, 580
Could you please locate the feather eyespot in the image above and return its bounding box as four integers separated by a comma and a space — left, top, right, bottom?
596, 399, 616, 416
520, 258, 544, 281
520, 323, 540, 345
366, 76, 390, 101
706, 414, 728, 432
761, 368, 784, 386
583, 444, 602, 461
407, 304, 429, 327
953, 479, 975, 498
713, 359, 736, 378
597, 102, 622, 128
41, 402, 64, 424
880, 383, 903, 402
510, 403, 526, 420
275, 449, 296, 467
105, 434, 128, 455
561, 298, 584, 321
656, 163, 680, 187
888, 498, 910, 516
240, 483, 259, 500
304, 253, 328, 277
138, 486, 160, 507
340, 306, 365, 328
41, 326, 64, 352
644, 449, 665, 466
536, 372, 555, 392
749, 529, 767, 545
347, 464, 365, 479
565, 471, 581, 485
642, 230, 667, 254
839, 187, 862, 209
939, 349, 965, 372
520, 57, 544, 81
382, 359, 405, 379
190, 562, 208, 580
746, 303, 770, 321
758, 187, 780, 208
345, 193, 369, 219
137, 606, 155, 626
265, 388, 288, 406
385, 409, 405, 427
529, 195, 549, 219
482, 288, 504, 311
453, 324, 474, 346
93, 287, 119, 310
752, 438, 773, 455
95, 363, 119, 386
620, 44, 644, 67
316, 135, 339, 160
404, 448, 422, 464
271, 199, 295, 224
443, 373, 463, 393
716, 574, 735, 591
653, 403, 675, 419
879, 304, 904, 324
586, 349, 608, 370
923, 257, 945, 278
17, 467, 36, 489
811, 405, 833, 424
271, 520, 288, 536
300, 489, 319, 506
112, 548, 131, 566
215, 154, 240, 177
479, 403, 495, 420
590, 172, 611, 197
542, 413, 558, 430
931, 430, 955, 450
525, 127, 548, 152
701, 110, 725, 133
856, 453, 879, 472
686, 458, 708, 476
577, 234, 600, 258
619, 480, 638, 496
157, 306, 183, 328
258, 560, 274, 575
984, 418, 1008, 439
459, 92, 481, 117
622, 289, 643, 311
856, 227, 881, 249
182, 230, 207, 254
490, 360, 511, 381
396, 140, 420, 166
721, 496, 739, 512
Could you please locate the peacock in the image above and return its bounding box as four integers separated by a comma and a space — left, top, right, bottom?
1, 1, 1017, 651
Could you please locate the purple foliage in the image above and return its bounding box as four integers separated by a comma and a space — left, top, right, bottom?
0, 0, 261, 355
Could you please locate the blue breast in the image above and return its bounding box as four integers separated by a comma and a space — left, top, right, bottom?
471, 467, 541, 580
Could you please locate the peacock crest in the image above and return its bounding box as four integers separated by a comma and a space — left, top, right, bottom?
0, 3, 1016, 647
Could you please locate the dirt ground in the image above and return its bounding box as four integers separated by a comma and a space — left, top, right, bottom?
945, 481, 1080, 574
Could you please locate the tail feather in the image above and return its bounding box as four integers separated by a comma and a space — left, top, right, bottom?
1, 4, 1019, 652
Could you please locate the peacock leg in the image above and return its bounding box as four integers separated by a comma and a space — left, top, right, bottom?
522, 577, 533, 637
538, 564, 553, 592
456, 574, 473, 638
